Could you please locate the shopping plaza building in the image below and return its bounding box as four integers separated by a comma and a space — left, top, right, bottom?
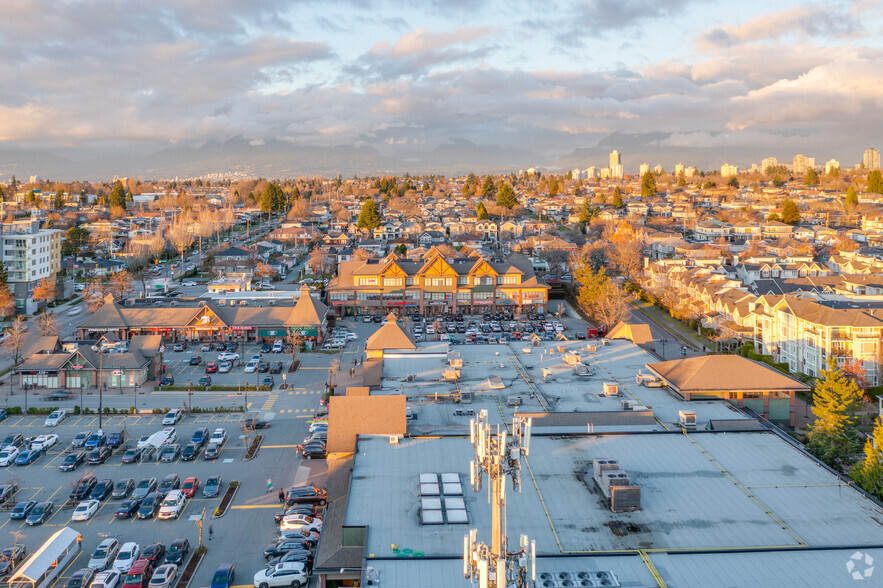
327, 249, 549, 316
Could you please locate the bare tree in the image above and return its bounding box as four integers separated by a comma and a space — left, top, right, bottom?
36, 313, 59, 336
167, 216, 194, 269
84, 280, 106, 313
0, 285, 15, 319
108, 270, 134, 301
2, 317, 28, 368
253, 262, 276, 281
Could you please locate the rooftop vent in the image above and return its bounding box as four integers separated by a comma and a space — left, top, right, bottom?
679, 411, 697, 429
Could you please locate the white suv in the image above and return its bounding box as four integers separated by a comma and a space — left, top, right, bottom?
158, 490, 186, 520
217, 352, 240, 362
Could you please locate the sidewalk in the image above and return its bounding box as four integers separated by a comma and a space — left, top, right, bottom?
630, 300, 714, 352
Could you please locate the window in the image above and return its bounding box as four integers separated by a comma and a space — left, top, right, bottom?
426, 277, 451, 287
357, 277, 378, 286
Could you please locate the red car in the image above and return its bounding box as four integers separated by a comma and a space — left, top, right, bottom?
205, 362, 218, 373
181, 476, 199, 498
121, 560, 154, 588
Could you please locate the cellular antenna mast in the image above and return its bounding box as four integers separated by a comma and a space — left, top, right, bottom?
464, 410, 535, 588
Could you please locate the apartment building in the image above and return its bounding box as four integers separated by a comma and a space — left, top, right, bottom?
753, 295, 883, 385
1, 218, 62, 313
327, 248, 548, 316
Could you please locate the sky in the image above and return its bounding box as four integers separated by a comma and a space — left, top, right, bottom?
1, 0, 882, 175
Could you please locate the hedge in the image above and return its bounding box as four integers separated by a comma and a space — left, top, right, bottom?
154, 385, 272, 392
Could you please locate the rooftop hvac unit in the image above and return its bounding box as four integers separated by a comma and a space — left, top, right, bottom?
592, 458, 619, 477
536, 571, 621, 587
621, 399, 636, 410
269, 299, 276, 306
218, 299, 226, 305
602, 383, 619, 397
679, 410, 697, 429
388, 435, 399, 445
170, 301, 178, 307
610, 485, 642, 513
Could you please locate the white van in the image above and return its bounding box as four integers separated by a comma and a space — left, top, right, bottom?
272, 340, 283, 353
158, 490, 186, 520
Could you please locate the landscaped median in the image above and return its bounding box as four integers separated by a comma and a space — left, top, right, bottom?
154, 384, 273, 392
175, 544, 206, 588
213, 480, 239, 518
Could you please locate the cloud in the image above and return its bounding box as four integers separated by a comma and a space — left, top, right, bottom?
696, 5, 864, 51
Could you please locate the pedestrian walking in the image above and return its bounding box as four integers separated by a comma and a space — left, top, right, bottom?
208, 524, 213, 541
278, 489, 285, 504
266, 478, 273, 493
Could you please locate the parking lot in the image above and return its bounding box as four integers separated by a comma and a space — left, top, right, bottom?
161, 342, 300, 391
0, 409, 327, 588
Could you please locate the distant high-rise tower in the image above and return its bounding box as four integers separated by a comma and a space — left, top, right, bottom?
639, 163, 650, 175
721, 164, 738, 178
609, 150, 623, 179
864, 148, 880, 170
793, 154, 814, 174
761, 157, 778, 173
825, 160, 840, 175
675, 163, 685, 176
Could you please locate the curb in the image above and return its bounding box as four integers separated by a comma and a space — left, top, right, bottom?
211, 482, 239, 519
178, 546, 207, 588
243, 434, 264, 461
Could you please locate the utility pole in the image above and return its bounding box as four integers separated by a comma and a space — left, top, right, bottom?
464, 410, 535, 588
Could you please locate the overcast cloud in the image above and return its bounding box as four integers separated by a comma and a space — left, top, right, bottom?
0, 0, 881, 176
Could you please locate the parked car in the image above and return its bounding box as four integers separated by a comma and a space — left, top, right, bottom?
158, 490, 186, 520
84, 432, 107, 450
137, 492, 161, 519
107, 431, 128, 448
1, 433, 24, 449
217, 352, 239, 362
173, 343, 185, 352
188, 356, 202, 366
90, 479, 114, 501
72, 431, 92, 448
148, 564, 177, 588
0, 543, 27, 577
0, 447, 20, 467
44, 409, 68, 426
121, 447, 142, 464
157, 474, 181, 496
163, 539, 190, 566
159, 444, 181, 463
272, 340, 283, 353
181, 477, 199, 498
301, 441, 326, 460
121, 559, 153, 588
92, 571, 121, 588
190, 428, 209, 447
261, 343, 272, 354
112, 479, 135, 499
209, 428, 227, 445
10, 500, 36, 520
140, 543, 166, 564
89, 538, 121, 571
203, 476, 222, 498
71, 475, 97, 499
217, 361, 232, 373
67, 568, 95, 588
159, 377, 175, 387
60, 451, 87, 471
71, 499, 100, 521
15, 449, 42, 466
115, 498, 142, 519
88, 446, 112, 464
0, 483, 17, 504
132, 477, 157, 500
198, 376, 212, 388
180, 443, 199, 462
112, 543, 141, 573
162, 410, 183, 425
25, 501, 54, 525
204, 444, 220, 460
244, 360, 258, 373
261, 376, 275, 388
205, 362, 218, 373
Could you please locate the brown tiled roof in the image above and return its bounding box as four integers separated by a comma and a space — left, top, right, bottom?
365, 315, 416, 351
287, 285, 328, 326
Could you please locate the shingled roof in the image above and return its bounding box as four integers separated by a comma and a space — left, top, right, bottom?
647, 355, 810, 393
365, 314, 416, 351
287, 284, 328, 326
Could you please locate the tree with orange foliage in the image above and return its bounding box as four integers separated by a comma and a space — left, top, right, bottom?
604, 221, 643, 279
32, 277, 58, 305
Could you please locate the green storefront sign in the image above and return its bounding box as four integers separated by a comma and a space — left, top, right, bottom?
257, 328, 286, 337
291, 326, 318, 337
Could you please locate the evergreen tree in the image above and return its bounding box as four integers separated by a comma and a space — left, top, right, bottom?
480, 176, 497, 200
356, 199, 382, 229
640, 172, 656, 198
804, 167, 820, 186
867, 170, 883, 195
476, 201, 489, 220
496, 183, 518, 209
727, 176, 740, 188
772, 174, 784, 187
578, 199, 593, 223
780, 199, 801, 225
261, 182, 286, 213
806, 358, 863, 468
54, 189, 65, 210
852, 416, 883, 500
677, 176, 686, 187
845, 186, 859, 210
108, 180, 126, 209
548, 177, 559, 197
0, 261, 7, 285
611, 186, 624, 208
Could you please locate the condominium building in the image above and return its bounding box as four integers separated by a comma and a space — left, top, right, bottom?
761, 157, 778, 172
609, 150, 623, 179
721, 164, 738, 178
753, 295, 883, 385
825, 159, 840, 175
1, 218, 62, 313
639, 163, 650, 176
864, 147, 880, 170
674, 163, 684, 176
327, 248, 548, 316
792, 154, 815, 174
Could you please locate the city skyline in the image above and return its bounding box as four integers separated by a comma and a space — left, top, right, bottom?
0, 0, 882, 178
